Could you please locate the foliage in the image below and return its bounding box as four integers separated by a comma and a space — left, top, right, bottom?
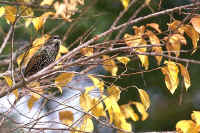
0, 0, 200, 132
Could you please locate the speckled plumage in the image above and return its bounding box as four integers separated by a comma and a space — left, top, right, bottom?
24, 35, 61, 77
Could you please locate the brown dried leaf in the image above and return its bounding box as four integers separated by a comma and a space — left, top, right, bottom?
59, 110, 74, 125
190, 16, 200, 34
181, 25, 199, 53
146, 23, 161, 33
55, 72, 74, 93
80, 47, 93, 56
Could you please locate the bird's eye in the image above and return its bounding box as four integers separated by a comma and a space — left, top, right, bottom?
53, 35, 60, 40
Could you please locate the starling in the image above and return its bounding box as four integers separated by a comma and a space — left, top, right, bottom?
24, 35, 61, 77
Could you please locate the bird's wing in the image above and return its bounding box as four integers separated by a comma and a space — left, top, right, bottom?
24, 50, 48, 77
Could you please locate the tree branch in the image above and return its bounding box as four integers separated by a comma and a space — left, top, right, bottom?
0, 2, 200, 99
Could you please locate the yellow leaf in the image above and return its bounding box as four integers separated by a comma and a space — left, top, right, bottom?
192, 111, 200, 125
54, 2, 67, 19
138, 52, 149, 70
102, 55, 118, 76
20, 6, 34, 17
181, 25, 199, 53
133, 25, 145, 35
4, 6, 17, 24
146, 23, 161, 33
25, 18, 33, 27
107, 85, 121, 102
55, 72, 75, 93
166, 61, 179, 90
120, 104, 139, 121
56, 44, 68, 60
32, 34, 50, 47
91, 98, 106, 117
12, 89, 19, 99
146, 30, 162, 65
124, 33, 149, 69
131, 102, 149, 121
119, 122, 132, 133
146, 30, 160, 45
17, 53, 25, 67
114, 112, 132, 132
59, 44, 68, 53
3, 76, 13, 87
2, 76, 18, 99
17, 35, 50, 67
161, 61, 179, 94
102, 95, 112, 111
177, 63, 191, 91
28, 82, 42, 95
190, 16, 200, 34
32, 17, 44, 31
176, 120, 197, 133
120, 0, 130, 9
112, 104, 124, 129
80, 93, 93, 112
80, 116, 94, 132
0, 7, 5, 17
111, 99, 121, 114
167, 34, 186, 57
80, 47, 93, 56
137, 89, 150, 110
40, 0, 54, 6
103, 98, 113, 123
116, 56, 130, 65
32, 12, 54, 31
145, 0, 151, 5
103, 95, 121, 123
85, 86, 95, 94
168, 20, 182, 31
161, 67, 175, 94
59, 110, 74, 125
18, 5, 34, 27
27, 95, 40, 110
124, 34, 142, 47
171, 34, 187, 45
27, 82, 43, 110
88, 75, 104, 92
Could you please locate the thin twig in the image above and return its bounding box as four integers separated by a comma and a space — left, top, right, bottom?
0, 26, 13, 54
115, 3, 147, 40
105, 0, 138, 41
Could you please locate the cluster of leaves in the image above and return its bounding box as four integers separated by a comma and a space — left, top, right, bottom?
0, 0, 84, 30
123, 17, 200, 95
1, 32, 151, 132
59, 75, 150, 132
176, 111, 200, 133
